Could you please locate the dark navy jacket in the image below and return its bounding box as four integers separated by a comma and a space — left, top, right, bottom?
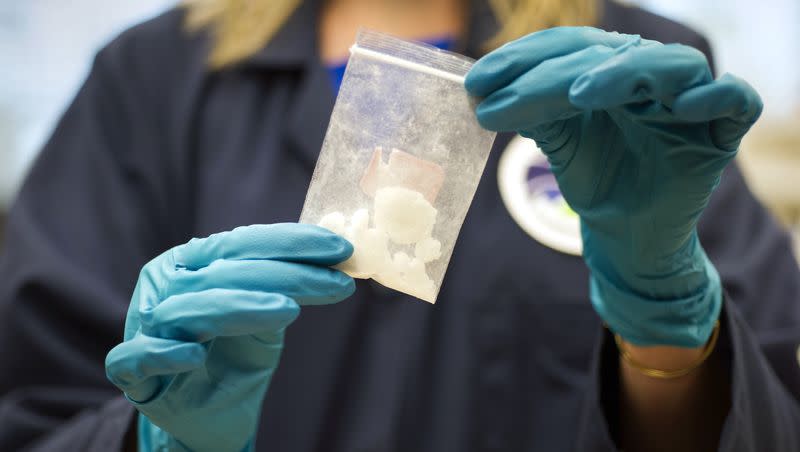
1, 1, 799, 451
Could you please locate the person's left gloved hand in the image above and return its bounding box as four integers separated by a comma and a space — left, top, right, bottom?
105, 224, 355, 452
466, 27, 763, 347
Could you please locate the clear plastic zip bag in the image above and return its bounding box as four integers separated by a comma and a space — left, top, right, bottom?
300, 30, 497, 303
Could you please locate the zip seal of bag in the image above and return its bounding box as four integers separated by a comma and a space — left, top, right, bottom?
349, 31, 472, 83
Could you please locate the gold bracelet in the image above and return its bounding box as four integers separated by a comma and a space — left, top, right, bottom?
614, 321, 720, 379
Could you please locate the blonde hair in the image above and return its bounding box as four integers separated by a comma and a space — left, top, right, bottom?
485, 0, 599, 49
184, 0, 599, 69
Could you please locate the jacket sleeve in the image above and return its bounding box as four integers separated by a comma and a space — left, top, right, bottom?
0, 29, 182, 451
575, 164, 800, 450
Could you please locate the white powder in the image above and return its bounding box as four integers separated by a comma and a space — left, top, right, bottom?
317, 186, 440, 302
373, 187, 437, 245
414, 237, 442, 263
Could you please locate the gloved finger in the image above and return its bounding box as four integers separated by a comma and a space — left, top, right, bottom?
466, 26, 639, 97
672, 73, 763, 151
140, 290, 299, 342
171, 258, 356, 306
173, 223, 353, 270
474, 44, 616, 131
105, 335, 206, 402
568, 43, 712, 110
209, 333, 286, 370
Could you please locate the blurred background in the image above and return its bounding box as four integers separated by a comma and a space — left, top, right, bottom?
1, 0, 798, 259
0, 0, 179, 242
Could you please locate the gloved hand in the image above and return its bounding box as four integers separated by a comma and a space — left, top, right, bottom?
105, 223, 355, 452
466, 27, 762, 347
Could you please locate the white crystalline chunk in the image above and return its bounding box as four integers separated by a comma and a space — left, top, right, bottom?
402, 257, 434, 295
414, 237, 442, 263
373, 187, 437, 245
315, 194, 440, 302
337, 226, 390, 279
329, 209, 390, 279
318, 211, 346, 235
392, 251, 411, 268
349, 208, 369, 234
374, 252, 436, 303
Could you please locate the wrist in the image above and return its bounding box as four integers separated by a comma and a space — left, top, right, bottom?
614, 320, 731, 452
586, 231, 711, 300
616, 320, 720, 378
137, 414, 254, 452
622, 342, 706, 373
588, 249, 723, 347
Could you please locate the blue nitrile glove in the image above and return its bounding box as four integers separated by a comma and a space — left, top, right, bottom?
105, 223, 355, 452
466, 27, 762, 347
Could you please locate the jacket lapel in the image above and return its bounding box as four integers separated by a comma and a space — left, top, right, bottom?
284, 60, 336, 170
241, 0, 522, 171
238, 0, 333, 169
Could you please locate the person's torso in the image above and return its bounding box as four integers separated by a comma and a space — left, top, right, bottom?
132, 2, 715, 449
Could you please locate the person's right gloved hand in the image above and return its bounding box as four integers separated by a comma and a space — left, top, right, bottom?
105, 223, 355, 452
465, 27, 761, 347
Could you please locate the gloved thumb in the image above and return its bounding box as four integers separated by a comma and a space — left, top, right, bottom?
672, 73, 763, 151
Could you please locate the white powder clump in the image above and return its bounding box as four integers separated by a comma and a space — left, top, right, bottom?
318, 211, 346, 235
333, 210, 390, 279
374, 187, 437, 245
349, 208, 369, 234
414, 237, 441, 263
375, 252, 435, 302
316, 187, 441, 303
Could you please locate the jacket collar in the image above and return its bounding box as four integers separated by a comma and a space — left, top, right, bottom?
234, 1, 612, 169
241, 0, 322, 69
235, 0, 509, 169
240, 0, 595, 169
464, 0, 500, 58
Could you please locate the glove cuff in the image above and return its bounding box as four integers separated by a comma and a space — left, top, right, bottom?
588, 248, 723, 347
137, 414, 254, 452
138, 414, 183, 452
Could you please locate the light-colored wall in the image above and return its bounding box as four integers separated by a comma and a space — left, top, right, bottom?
0, 0, 178, 207
740, 119, 800, 262
624, 0, 800, 261
624, 0, 800, 121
